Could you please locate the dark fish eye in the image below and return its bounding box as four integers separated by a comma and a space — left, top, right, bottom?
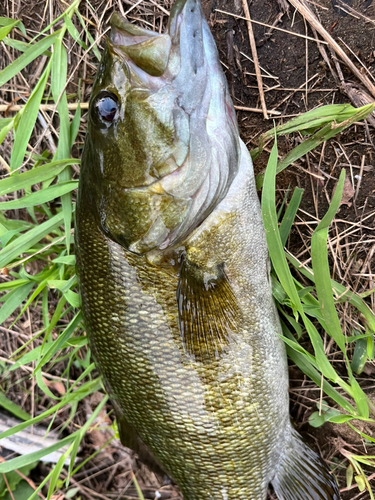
94, 92, 119, 124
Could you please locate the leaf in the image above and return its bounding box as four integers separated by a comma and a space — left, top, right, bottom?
256, 103, 375, 188
2, 480, 35, 500
0, 212, 64, 269
340, 176, 355, 207
0, 462, 38, 498
311, 169, 346, 352
0, 435, 75, 473
308, 412, 325, 428
0, 159, 78, 197
355, 475, 366, 491
0, 282, 34, 325
351, 335, 369, 375
279, 187, 304, 247
0, 31, 60, 88
0, 19, 20, 42
0, 181, 78, 210
10, 63, 51, 171
52, 255, 76, 265
346, 464, 354, 489
0, 392, 30, 421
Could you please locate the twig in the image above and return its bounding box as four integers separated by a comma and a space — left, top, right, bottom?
240, 51, 279, 81
0, 356, 79, 385
0, 103, 89, 113
215, 9, 328, 44
240, 0, 268, 119
148, 0, 170, 16
2, 474, 15, 500
287, 0, 375, 98
234, 105, 281, 115
336, 0, 375, 27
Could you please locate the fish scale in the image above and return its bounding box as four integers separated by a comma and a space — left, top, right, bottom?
76, 0, 341, 498
77, 146, 290, 499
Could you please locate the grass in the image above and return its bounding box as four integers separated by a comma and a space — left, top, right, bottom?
0, 2, 375, 499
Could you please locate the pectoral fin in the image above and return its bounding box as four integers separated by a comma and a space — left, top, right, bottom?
177, 258, 240, 363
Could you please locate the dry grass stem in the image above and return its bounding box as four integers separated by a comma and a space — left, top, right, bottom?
215, 9, 328, 43
287, 0, 375, 98
240, 0, 268, 119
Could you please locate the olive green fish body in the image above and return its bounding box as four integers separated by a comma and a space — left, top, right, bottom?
76, 1, 340, 498
77, 143, 289, 499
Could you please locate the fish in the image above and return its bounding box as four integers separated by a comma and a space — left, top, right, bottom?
75, 0, 341, 498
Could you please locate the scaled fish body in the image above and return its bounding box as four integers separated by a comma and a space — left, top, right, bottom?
75, 1, 340, 499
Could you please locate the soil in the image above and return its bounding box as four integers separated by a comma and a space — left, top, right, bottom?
1, 0, 375, 499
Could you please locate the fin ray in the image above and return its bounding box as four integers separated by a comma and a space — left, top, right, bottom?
272, 428, 340, 500
177, 258, 240, 362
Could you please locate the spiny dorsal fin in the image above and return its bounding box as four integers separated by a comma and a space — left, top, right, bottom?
177, 258, 240, 363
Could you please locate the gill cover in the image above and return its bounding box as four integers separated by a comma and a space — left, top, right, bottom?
81, 0, 240, 254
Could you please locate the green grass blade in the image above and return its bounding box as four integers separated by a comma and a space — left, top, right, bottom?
0, 212, 64, 268
10, 62, 51, 171
0, 434, 75, 473
256, 103, 375, 188
0, 181, 78, 210
68, 395, 109, 474
0, 379, 101, 441
311, 169, 346, 352
262, 138, 340, 381
0, 282, 34, 324
0, 19, 20, 41
0, 392, 31, 421
286, 252, 375, 332
262, 140, 301, 310
47, 447, 72, 499
0, 31, 60, 88
0, 118, 14, 147
281, 322, 356, 414
35, 312, 82, 370
279, 187, 304, 247
132, 474, 146, 500
0, 159, 78, 197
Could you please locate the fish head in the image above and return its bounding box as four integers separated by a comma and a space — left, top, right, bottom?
80, 0, 240, 254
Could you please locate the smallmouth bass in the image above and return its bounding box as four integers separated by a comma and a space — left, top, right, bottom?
75, 1, 341, 498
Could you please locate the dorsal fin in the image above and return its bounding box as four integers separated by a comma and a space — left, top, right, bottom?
177, 257, 240, 363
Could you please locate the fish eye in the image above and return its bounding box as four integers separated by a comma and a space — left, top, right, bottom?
93, 91, 119, 124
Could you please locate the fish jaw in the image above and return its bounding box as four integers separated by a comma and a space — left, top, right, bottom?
80, 0, 239, 255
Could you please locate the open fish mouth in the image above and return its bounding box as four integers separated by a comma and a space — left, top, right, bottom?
84, 0, 240, 254
109, 13, 172, 78
108, 0, 206, 82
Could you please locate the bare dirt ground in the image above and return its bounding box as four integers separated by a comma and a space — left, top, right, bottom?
0, 0, 375, 498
